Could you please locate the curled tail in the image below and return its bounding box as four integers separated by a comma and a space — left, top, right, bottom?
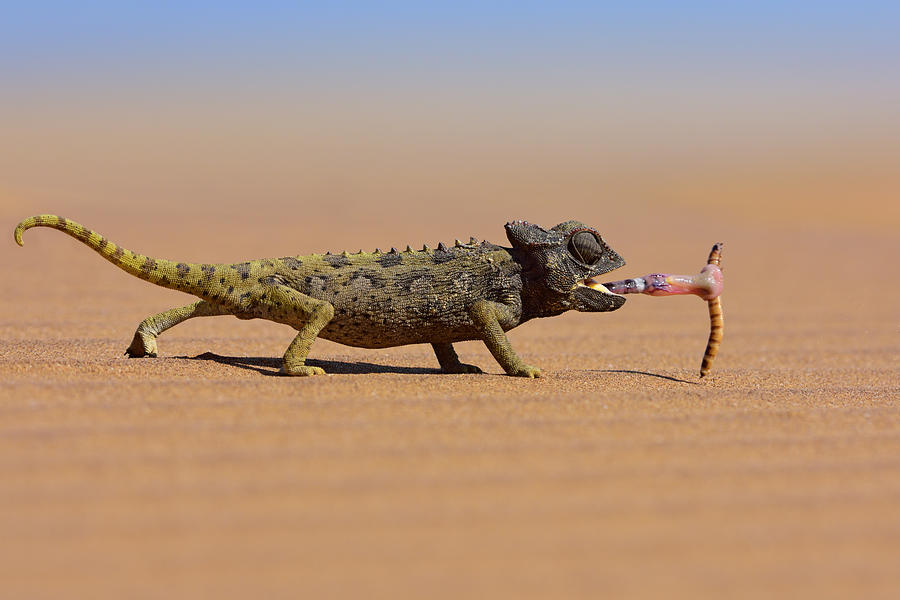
14, 215, 229, 300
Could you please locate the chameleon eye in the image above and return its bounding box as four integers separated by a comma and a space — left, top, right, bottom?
568, 232, 604, 265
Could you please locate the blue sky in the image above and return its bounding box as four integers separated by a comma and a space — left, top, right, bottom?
4, 1, 898, 87
3, 1, 898, 167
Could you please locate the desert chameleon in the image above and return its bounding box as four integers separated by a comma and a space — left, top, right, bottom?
14, 215, 627, 377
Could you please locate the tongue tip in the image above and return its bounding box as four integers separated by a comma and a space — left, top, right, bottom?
699, 264, 724, 300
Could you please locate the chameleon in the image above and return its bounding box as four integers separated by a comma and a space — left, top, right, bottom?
14, 215, 628, 377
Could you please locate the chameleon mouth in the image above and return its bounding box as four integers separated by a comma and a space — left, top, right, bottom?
578, 276, 624, 297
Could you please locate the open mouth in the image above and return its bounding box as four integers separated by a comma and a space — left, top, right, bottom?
577, 274, 624, 297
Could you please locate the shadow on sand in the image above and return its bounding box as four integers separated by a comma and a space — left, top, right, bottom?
180, 354, 696, 383
598, 369, 697, 385
179, 352, 441, 377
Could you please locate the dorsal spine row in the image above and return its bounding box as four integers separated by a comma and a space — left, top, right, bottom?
326, 237, 485, 256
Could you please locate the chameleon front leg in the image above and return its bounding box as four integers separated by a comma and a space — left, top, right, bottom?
125, 300, 231, 357
431, 342, 483, 374
469, 300, 541, 378
262, 283, 334, 377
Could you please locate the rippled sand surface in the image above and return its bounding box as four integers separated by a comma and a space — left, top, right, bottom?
2, 197, 897, 599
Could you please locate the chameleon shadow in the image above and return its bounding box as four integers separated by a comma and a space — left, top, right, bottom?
599, 369, 697, 385
181, 352, 441, 376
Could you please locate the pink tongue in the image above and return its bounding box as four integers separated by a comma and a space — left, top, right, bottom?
599, 263, 724, 300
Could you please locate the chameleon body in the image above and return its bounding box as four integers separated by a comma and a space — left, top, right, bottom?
14, 215, 627, 377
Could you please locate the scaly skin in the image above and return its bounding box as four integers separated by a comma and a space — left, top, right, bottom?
14, 215, 627, 377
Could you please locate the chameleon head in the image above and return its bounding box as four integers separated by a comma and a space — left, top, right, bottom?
505, 220, 626, 313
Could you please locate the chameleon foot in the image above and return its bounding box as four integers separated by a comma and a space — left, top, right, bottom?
125, 331, 158, 358
509, 364, 542, 378
124, 301, 227, 359
431, 342, 483, 374
442, 363, 483, 374
280, 364, 327, 377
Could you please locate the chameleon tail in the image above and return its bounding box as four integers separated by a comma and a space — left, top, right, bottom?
14, 215, 225, 299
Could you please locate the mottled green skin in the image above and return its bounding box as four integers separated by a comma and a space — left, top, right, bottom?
14, 215, 626, 377
291, 245, 523, 347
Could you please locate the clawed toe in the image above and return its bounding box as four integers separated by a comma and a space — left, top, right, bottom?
442, 363, 483, 374
510, 364, 542, 378
125, 332, 158, 358
280, 364, 327, 377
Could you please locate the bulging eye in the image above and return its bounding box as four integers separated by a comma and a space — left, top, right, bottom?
568, 232, 604, 265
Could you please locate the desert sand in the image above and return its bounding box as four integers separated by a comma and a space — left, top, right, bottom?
1, 190, 898, 599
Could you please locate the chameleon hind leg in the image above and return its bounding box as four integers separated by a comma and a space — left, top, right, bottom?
261, 283, 334, 377
125, 300, 231, 358
432, 343, 483, 374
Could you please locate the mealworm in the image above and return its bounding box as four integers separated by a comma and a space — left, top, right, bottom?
699, 243, 724, 378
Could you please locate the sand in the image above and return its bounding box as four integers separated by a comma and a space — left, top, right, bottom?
1, 198, 898, 599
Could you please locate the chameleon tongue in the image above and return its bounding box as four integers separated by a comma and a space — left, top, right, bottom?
587, 243, 726, 379
591, 263, 723, 301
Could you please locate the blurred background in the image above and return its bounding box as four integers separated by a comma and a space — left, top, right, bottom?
2, 1, 898, 236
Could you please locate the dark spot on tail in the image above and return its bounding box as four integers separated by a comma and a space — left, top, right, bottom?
140, 257, 158, 273
98, 237, 110, 251
113, 247, 125, 260
260, 275, 283, 286
200, 264, 217, 280
231, 262, 251, 280
176, 263, 191, 276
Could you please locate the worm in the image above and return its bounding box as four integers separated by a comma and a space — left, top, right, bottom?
699, 243, 724, 378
